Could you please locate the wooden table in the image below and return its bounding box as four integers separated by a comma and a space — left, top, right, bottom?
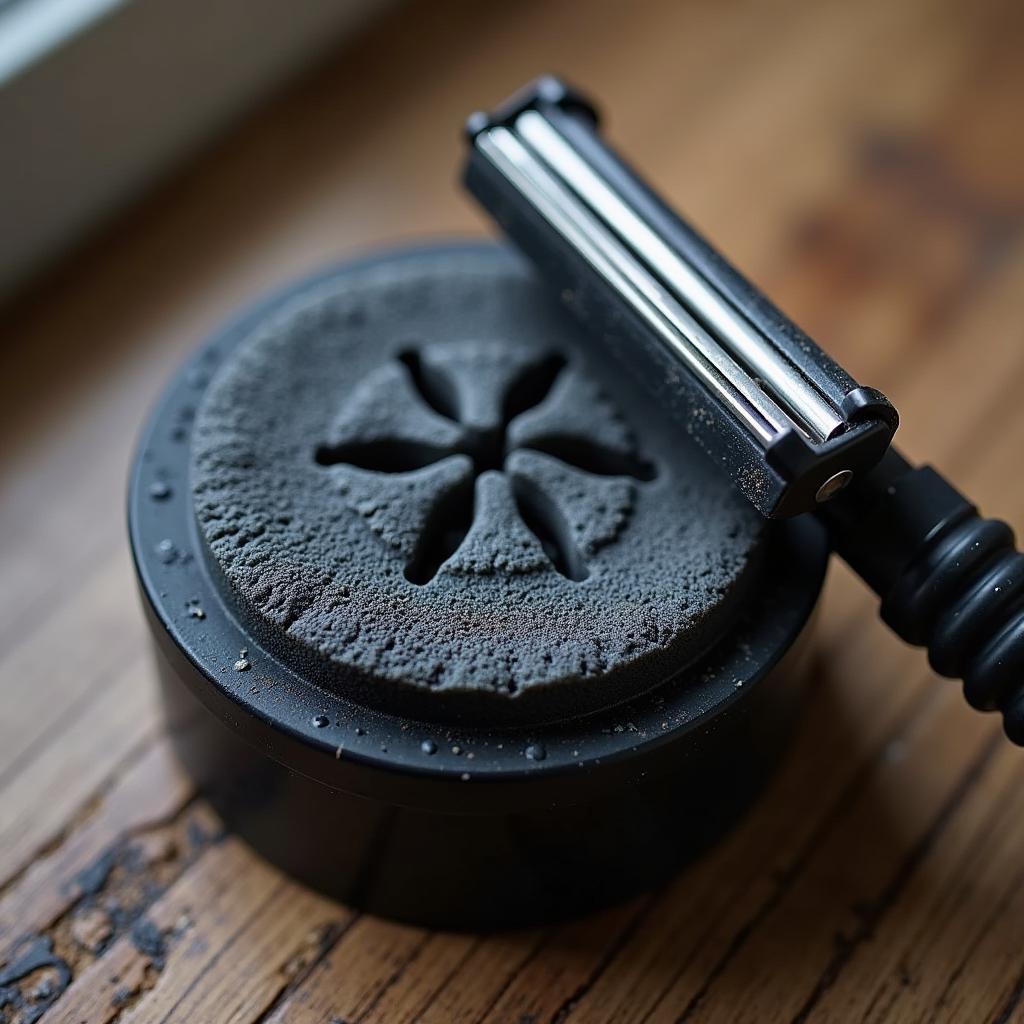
3, 0, 1024, 1019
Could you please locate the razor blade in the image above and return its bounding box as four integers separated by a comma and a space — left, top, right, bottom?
464, 76, 898, 517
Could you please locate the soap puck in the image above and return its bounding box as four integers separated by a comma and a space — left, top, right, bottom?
130, 242, 828, 928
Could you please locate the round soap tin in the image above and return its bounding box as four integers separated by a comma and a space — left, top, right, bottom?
129, 243, 828, 929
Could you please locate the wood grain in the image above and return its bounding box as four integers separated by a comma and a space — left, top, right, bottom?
2, 0, 1024, 1020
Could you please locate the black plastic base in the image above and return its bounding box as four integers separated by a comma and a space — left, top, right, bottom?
129, 243, 830, 929
151, 598, 815, 930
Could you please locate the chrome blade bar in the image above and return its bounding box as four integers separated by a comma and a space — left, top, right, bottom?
511, 109, 847, 443
476, 125, 783, 446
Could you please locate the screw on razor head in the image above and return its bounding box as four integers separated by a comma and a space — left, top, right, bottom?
816, 470, 854, 503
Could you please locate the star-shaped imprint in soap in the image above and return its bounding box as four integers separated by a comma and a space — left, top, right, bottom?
315, 341, 656, 584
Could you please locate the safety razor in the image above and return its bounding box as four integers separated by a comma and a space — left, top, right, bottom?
465, 77, 1024, 745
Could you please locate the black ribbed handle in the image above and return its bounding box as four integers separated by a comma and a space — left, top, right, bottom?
823, 449, 1024, 745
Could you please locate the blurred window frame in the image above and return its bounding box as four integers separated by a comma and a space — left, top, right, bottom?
0, 0, 391, 298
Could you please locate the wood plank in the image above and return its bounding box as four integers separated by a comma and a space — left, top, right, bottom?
639, 689, 997, 1023
0, 652, 162, 884
261, 916, 428, 1023
416, 929, 546, 1024
441, 905, 645, 1024
358, 932, 481, 1024
0, 737, 194, 956
38, 840, 349, 1024
806, 740, 1024, 1022
0, 555, 143, 784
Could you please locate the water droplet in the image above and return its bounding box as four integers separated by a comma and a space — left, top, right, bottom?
354, 726, 366, 736
420, 739, 437, 755
155, 539, 178, 564
185, 600, 205, 620
451, 745, 463, 756
335, 745, 344, 759
149, 480, 172, 501
233, 657, 251, 672
460, 772, 470, 782
525, 743, 547, 762
313, 715, 329, 728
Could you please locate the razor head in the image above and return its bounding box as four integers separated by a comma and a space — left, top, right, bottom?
463, 76, 898, 518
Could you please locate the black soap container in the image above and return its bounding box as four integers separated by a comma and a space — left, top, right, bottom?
129, 242, 828, 930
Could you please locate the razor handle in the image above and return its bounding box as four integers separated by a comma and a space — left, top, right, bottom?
824, 450, 1024, 745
